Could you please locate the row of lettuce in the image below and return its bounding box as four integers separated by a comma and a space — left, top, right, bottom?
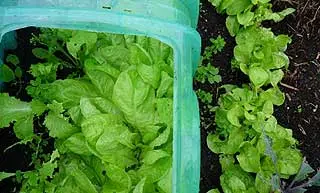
206, 0, 312, 192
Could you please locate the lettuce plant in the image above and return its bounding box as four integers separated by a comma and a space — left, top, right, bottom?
209, 0, 295, 36
233, 26, 291, 89
0, 29, 173, 193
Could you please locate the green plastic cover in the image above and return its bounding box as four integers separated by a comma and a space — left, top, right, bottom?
0, 1, 201, 192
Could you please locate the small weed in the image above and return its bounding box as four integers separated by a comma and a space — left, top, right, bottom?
203, 35, 226, 61
196, 89, 213, 104
196, 63, 222, 84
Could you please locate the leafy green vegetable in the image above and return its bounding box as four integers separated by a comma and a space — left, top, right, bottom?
1, 29, 174, 192
233, 27, 291, 88
209, 0, 295, 36
0, 93, 46, 140
237, 142, 260, 173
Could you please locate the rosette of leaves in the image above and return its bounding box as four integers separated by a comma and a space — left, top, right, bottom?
209, 0, 295, 36
233, 27, 291, 88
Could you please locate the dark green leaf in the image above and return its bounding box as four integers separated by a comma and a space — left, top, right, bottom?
0, 64, 15, 82
6, 54, 19, 66
14, 67, 22, 78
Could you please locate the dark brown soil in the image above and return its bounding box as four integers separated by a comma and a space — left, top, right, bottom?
197, 0, 320, 192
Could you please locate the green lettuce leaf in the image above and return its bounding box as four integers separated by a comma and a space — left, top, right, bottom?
0, 94, 46, 140
113, 69, 155, 128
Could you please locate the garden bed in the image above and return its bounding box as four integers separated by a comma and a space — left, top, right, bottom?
197, 0, 320, 192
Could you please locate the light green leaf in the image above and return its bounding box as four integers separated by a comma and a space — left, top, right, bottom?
128, 43, 153, 66
0, 172, 15, 181
157, 168, 172, 193
270, 69, 284, 87
67, 31, 98, 59
209, 0, 222, 7
95, 125, 131, 151
226, 16, 240, 36
80, 97, 120, 119
255, 171, 272, 193
113, 70, 155, 128
270, 8, 295, 22
103, 164, 131, 192
29, 63, 58, 82
93, 45, 129, 68
244, 111, 256, 121
220, 165, 256, 193
234, 45, 252, 64
39, 161, 58, 179
45, 112, 79, 139
237, 10, 254, 26
272, 52, 289, 69
237, 142, 260, 173
219, 0, 233, 12
31, 100, 47, 116
148, 38, 172, 62
84, 59, 115, 98
68, 106, 82, 126
262, 100, 274, 115
81, 114, 137, 168
47, 79, 98, 108
157, 71, 173, 98
207, 127, 245, 154
259, 87, 285, 106
138, 157, 171, 183
80, 97, 102, 118
64, 133, 91, 155
227, 105, 243, 127
276, 148, 302, 176
142, 150, 170, 165
226, 0, 252, 15
275, 35, 291, 51
81, 114, 123, 146
67, 163, 98, 193
137, 62, 161, 89
0, 64, 15, 82
156, 98, 173, 128
149, 127, 171, 149
207, 189, 220, 193
248, 67, 268, 87
133, 178, 146, 193
0, 94, 30, 128
14, 115, 33, 140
